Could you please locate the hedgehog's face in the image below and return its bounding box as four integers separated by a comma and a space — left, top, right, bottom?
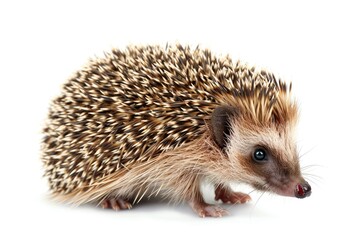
228, 124, 311, 199
211, 105, 311, 199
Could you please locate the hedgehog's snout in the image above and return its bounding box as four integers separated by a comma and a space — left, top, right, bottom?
295, 181, 311, 198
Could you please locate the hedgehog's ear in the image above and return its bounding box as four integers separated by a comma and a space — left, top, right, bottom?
211, 105, 238, 150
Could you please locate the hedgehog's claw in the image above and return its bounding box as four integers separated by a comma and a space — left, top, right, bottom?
100, 198, 132, 210
189, 201, 228, 217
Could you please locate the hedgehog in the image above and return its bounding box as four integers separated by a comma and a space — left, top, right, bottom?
42, 44, 311, 217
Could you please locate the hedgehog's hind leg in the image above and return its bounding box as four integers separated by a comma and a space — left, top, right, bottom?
100, 198, 132, 211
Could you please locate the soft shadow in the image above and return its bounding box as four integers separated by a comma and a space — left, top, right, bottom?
76, 195, 274, 219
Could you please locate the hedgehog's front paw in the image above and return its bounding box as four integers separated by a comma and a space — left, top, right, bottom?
215, 185, 251, 204
189, 200, 228, 217
100, 198, 132, 211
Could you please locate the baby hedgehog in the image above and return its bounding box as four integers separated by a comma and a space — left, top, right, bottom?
42, 44, 311, 217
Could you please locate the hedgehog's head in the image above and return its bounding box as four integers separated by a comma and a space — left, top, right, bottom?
211, 82, 311, 199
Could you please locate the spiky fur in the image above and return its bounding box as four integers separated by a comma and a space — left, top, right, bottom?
42, 44, 298, 207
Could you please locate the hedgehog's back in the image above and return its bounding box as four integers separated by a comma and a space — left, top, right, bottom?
42, 45, 232, 193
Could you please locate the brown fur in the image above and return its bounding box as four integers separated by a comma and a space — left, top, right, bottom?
53, 129, 226, 206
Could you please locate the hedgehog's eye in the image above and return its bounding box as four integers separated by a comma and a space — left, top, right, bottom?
252, 148, 268, 162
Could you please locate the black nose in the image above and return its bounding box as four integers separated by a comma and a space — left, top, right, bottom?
295, 182, 312, 199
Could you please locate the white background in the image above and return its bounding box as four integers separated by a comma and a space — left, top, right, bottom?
1, 0, 359, 239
